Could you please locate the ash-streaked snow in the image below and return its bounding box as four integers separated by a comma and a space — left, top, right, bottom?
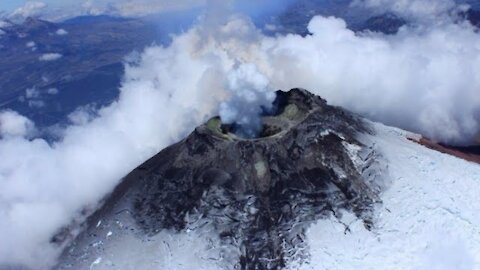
289, 123, 480, 270
55, 119, 480, 270
64, 224, 237, 270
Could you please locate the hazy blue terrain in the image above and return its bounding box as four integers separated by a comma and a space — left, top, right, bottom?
0, 11, 201, 135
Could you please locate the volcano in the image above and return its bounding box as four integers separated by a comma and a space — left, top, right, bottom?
54, 89, 385, 269
53, 89, 480, 270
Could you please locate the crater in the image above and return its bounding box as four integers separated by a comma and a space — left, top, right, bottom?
220, 122, 283, 139
206, 89, 314, 140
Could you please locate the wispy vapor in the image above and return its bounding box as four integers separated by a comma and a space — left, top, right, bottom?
220, 63, 275, 137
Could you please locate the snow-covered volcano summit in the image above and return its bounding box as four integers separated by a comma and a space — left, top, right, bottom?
53, 89, 480, 270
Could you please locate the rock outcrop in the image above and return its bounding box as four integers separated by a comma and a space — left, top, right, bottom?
55, 89, 385, 270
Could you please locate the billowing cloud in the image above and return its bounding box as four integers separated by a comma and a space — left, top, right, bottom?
262, 16, 480, 144
219, 63, 275, 138
0, 110, 36, 138
0, 11, 226, 268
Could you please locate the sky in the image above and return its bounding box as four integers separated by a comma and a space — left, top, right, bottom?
0, 0, 207, 19
0, 0, 113, 12
1, 0, 31, 12
0, 0, 59, 12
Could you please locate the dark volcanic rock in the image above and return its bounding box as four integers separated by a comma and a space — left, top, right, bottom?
55, 89, 384, 269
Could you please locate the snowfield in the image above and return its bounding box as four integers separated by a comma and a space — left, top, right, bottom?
293, 122, 480, 270
56, 122, 480, 270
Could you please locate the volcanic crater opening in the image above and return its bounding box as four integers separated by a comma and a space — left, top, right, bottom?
220, 122, 283, 139
217, 90, 300, 139
208, 89, 313, 140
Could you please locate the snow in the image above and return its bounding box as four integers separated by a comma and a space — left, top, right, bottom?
38, 53, 62, 61
78, 227, 238, 270
55, 121, 480, 269
90, 257, 102, 270
290, 122, 480, 270
59, 197, 240, 270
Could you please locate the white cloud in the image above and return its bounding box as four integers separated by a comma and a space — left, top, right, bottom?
0, 111, 36, 138
67, 104, 97, 125
117, 9, 480, 144
55, 29, 68, 35
260, 16, 480, 144
39, 53, 62, 61
219, 63, 275, 137
0, 13, 224, 268
9, 1, 47, 19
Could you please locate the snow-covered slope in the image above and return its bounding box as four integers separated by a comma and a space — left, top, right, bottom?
54, 111, 480, 270
292, 122, 480, 270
